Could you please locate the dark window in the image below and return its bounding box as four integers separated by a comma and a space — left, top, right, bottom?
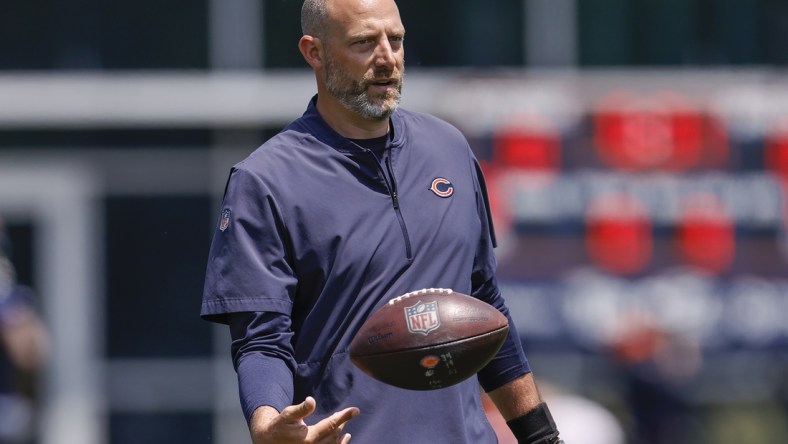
0, 0, 209, 70
578, 0, 786, 66
105, 195, 213, 357
110, 413, 211, 444
2, 222, 35, 288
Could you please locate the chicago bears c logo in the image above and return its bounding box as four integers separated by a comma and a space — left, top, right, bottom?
430, 178, 454, 198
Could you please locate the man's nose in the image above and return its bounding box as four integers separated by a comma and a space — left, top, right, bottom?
374, 39, 396, 68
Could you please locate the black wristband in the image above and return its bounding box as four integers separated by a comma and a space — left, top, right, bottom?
505, 402, 562, 444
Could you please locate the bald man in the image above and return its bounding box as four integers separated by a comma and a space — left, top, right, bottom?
201, 0, 563, 442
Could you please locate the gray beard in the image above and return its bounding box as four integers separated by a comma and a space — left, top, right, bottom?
324, 55, 404, 121
339, 87, 401, 121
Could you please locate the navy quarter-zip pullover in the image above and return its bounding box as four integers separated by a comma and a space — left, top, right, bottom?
202, 96, 529, 443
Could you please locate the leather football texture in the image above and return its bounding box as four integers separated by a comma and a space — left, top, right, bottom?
349, 288, 509, 390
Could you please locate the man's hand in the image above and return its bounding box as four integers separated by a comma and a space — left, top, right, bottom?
250, 397, 360, 443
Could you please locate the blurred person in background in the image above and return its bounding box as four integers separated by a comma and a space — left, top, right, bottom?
0, 220, 48, 444
608, 315, 703, 444
484, 384, 625, 444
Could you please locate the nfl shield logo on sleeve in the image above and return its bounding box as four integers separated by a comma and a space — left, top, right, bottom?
219, 209, 231, 232
405, 300, 441, 335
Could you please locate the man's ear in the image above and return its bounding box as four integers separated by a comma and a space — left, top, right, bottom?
299, 35, 324, 69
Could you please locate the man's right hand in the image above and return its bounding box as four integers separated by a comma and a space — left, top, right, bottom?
250, 397, 360, 443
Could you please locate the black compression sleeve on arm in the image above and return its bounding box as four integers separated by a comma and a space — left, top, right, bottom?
506, 402, 562, 444
473, 276, 531, 391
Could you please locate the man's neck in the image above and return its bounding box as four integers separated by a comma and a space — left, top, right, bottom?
316, 94, 390, 139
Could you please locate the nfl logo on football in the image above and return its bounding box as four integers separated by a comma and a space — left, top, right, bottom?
405, 300, 440, 335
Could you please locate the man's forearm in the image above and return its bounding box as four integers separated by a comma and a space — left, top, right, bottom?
487, 372, 542, 420
488, 372, 563, 444
249, 405, 280, 437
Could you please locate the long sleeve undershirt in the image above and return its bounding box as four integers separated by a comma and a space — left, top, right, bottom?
227, 276, 530, 424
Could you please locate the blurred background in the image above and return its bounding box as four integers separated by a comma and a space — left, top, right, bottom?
0, 0, 787, 443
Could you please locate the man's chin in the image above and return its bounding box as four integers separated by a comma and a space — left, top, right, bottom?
360, 109, 393, 121
368, 102, 399, 120
335, 90, 400, 120
371, 94, 400, 113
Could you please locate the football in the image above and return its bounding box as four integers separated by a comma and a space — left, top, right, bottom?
348, 288, 509, 390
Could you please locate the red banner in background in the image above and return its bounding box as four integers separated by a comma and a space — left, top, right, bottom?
593, 91, 728, 172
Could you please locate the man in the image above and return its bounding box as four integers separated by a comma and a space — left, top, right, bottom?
201, 0, 564, 442
0, 223, 48, 444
